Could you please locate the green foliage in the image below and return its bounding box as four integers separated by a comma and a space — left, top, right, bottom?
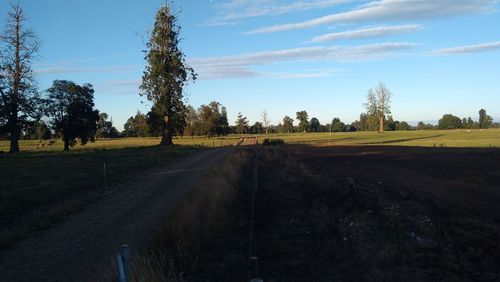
296, 111, 309, 132
395, 121, 411, 131
97, 113, 119, 138
27, 121, 52, 140
417, 121, 435, 130
282, 116, 294, 133
331, 117, 346, 132
234, 112, 249, 134
438, 114, 462, 129
46, 80, 99, 151
479, 109, 493, 129
310, 117, 320, 132
124, 111, 150, 137
262, 138, 285, 146
198, 102, 230, 138
140, 5, 196, 145
250, 122, 264, 134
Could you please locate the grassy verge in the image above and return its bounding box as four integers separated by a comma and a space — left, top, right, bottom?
118, 148, 252, 281
0, 145, 200, 248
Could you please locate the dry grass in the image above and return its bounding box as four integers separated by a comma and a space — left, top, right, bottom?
121, 149, 251, 281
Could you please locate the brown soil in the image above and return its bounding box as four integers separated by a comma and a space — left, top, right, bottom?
0, 148, 235, 282
191, 145, 500, 281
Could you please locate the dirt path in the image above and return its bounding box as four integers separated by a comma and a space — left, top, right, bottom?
0, 147, 235, 282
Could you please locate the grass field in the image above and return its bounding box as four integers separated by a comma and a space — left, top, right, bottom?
0, 136, 241, 152
272, 129, 500, 147
1, 129, 498, 248
0, 144, 200, 248
1, 129, 499, 153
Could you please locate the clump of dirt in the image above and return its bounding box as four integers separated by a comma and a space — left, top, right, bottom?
190, 145, 500, 282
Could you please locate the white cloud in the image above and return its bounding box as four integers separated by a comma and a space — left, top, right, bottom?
207, 0, 350, 26
310, 24, 421, 42
34, 65, 136, 75
274, 69, 343, 79
190, 42, 415, 79
429, 41, 500, 55
107, 79, 142, 86
246, 0, 498, 34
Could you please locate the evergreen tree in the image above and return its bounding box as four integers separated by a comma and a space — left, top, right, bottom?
140, 3, 196, 146
235, 112, 249, 134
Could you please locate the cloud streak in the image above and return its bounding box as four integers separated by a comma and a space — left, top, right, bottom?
34, 65, 136, 75
246, 0, 498, 34
429, 41, 500, 55
310, 24, 421, 42
207, 0, 350, 26
190, 42, 415, 79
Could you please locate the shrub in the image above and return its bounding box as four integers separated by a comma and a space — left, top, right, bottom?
262, 138, 285, 146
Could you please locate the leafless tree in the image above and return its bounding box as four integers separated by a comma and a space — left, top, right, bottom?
0, 3, 39, 152
364, 83, 392, 132
261, 109, 270, 134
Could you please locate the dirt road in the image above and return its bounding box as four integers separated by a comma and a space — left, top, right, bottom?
0, 147, 235, 282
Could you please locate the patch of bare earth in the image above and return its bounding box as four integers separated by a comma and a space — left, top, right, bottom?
190, 145, 500, 281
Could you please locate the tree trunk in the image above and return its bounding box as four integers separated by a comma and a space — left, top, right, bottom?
63, 138, 70, 151
9, 127, 20, 153
160, 115, 173, 146
379, 116, 384, 132
9, 13, 21, 153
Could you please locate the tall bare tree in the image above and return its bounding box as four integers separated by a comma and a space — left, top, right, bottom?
364, 83, 392, 132
261, 109, 270, 134
140, 3, 196, 146
0, 3, 39, 152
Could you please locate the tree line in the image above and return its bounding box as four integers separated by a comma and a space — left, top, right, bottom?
0, 4, 498, 153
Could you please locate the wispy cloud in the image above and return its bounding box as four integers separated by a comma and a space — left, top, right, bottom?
190, 42, 415, 79
34, 65, 136, 75
429, 41, 500, 55
107, 79, 142, 86
246, 0, 498, 34
274, 68, 343, 79
207, 0, 350, 26
310, 24, 421, 42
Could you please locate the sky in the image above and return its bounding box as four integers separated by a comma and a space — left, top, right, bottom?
1, 0, 500, 129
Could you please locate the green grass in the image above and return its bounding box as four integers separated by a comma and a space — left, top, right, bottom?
2, 129, 498, 153
263, 129, 500, 148
0, 144, 200, 248
0, 136, 240, 152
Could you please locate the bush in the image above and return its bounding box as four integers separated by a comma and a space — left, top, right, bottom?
262, 138, 285, 146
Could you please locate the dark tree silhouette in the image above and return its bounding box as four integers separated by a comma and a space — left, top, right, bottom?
310, 117, 320, 132
140, 3, 196, 146
46, 80, 99, 151
0, 3, 40, 152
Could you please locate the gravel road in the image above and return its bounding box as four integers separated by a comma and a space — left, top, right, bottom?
0, 147, 235, 282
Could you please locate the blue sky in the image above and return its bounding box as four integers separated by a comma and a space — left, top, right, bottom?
1, 0, 500, 129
